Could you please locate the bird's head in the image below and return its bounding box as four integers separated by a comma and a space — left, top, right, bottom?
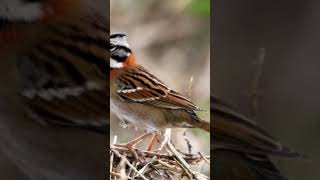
110, 32, 136, 69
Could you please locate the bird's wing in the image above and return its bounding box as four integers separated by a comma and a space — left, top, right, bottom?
213, 150, 288, 180
212, 95, 302, 158
116, 65, 201, 111
17, 15, 108, 134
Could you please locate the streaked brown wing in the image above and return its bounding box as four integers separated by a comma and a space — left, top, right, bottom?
17, 16, 108, 133
21, 82, 107, 133
117, 65, 200, 111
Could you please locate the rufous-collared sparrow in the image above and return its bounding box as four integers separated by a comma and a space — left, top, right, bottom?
110, 33, 209, 151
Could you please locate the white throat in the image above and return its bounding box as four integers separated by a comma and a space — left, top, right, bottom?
110, 58, 124, 68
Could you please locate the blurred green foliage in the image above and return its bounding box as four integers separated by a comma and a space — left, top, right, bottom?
186, 0, 210, 16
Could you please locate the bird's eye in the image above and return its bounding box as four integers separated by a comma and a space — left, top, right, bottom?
110, 44, 116, 52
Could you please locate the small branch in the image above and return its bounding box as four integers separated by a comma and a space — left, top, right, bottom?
111, 172, 134, 180
198, 152, 210, 164
186, 75, 194, 98
251, 48, 266, 120
110, 145, 208, 163
112, 149, 149, 180
167, 141, 209, 180
183, 131, 193, 155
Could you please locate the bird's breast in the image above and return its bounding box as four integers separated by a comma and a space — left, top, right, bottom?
110, 97, 169, 133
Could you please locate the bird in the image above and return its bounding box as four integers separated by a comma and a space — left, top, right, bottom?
212, 95, 304, 180
0, 0, 108, 179
110, 32, 210, 151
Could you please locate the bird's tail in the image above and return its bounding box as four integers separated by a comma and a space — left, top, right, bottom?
188, 112, 210, 132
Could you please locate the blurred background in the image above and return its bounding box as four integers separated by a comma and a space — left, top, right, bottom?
213, 0, 320, 179
110, 0, 210, 174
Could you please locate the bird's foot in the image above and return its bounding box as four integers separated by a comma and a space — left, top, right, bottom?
114, 143, 141, 161
114, 132, 152, 161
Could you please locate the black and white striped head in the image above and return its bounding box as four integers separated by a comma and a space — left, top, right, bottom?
110, 32, 132, 69
0, 0, 44, 24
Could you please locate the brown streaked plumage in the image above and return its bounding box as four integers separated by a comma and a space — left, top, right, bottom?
16, 6, 108, 132
0, 0, 108, 179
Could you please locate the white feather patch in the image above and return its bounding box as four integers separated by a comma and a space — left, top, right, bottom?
110, 58, 124, 68
21, 82, 104, 100
117, 87, 143, 93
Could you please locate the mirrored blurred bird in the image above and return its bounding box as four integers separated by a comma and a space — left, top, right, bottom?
212, 95, 304, 180
0, 0, 108, 179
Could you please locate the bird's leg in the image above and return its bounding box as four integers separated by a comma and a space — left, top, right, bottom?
146, 133, 160, 151
115, 132, 152, 148
114, 132, 152, 160
158, 128, 172, 151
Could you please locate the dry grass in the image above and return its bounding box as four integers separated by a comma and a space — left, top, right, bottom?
110, 130, 210, 180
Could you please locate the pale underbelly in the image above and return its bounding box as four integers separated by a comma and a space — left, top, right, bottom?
110, 99, 164, 133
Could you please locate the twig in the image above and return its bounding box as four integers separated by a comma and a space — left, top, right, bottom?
110, 130, 209, 180
111, 145, 209, 162
110, 136, 117, 173
112, 149, 149, 180
198, 152, 210, 164
111, 172, 134, 180
183, 131, 193, 155
186, 75, 194, 98
167, 141, 209, 180
251, 48, 266, 120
